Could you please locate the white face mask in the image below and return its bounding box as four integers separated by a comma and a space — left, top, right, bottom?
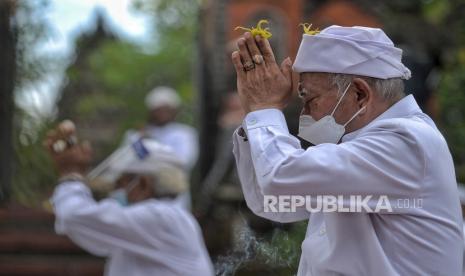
298, 83, 366, 145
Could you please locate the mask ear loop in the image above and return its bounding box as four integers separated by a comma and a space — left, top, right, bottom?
343, 106, 366, 127
330, 83, 351, 117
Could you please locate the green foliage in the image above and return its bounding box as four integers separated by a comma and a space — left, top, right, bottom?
426, 0, 465, 181
64, 0, 201, 139
14, 0, 54, 91
422, 0, 451, 24
12, 0, 201, 204
439, 53, 465, 179
13, 111, 57, 206
71, 38, 197, 142
131, 0, 200, 109
11, 0, 58, 205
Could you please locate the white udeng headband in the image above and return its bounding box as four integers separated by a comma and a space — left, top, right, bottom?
292, 25, 411, 80
87, 139, 185, 191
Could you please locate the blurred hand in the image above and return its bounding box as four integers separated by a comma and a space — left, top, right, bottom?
231, 32, 293, 113
44, 120, 93, 177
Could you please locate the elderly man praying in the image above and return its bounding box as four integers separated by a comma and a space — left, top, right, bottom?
231, 25, 463, 275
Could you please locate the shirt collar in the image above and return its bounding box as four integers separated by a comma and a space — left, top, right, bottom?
341, 95, 422, 142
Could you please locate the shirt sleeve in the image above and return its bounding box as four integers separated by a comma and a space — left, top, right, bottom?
51, 182, 168, 257
233, 127, 310, 223
241, 109, 425, 214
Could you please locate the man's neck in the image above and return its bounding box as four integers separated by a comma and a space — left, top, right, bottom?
347, 98, 400, 134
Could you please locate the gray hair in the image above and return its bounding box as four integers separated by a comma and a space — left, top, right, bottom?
328, 73, 405, 103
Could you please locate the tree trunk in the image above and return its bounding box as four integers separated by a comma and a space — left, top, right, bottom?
0, 0, 16, 204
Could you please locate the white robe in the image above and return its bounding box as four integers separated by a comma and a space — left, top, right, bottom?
51, 182, 214, 276
124, 122, 199, 172
233, 95, 463, 275
124, 122, 198, 209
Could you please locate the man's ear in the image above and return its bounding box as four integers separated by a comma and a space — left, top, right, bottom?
352, 78, 373, 111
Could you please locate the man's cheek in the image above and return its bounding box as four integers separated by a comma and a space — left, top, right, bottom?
310, 109, 325, 120
312, 100, 334, 119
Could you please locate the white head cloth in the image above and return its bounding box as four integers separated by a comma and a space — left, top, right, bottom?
292, 25, 411, 80
89, 139, 188, 195
145, 86, 181, 110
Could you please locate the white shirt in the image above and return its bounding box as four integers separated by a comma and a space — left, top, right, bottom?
125, 123, 198, 172
233, 95, 463, 275
463, 222, 465, 275
124, 123, 198, 209
52, 182, 214, 276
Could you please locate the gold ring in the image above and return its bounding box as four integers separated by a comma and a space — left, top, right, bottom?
253, 54, 264, 65
243, 61, 255, 72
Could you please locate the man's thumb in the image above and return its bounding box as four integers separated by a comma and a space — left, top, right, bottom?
280, 57, 292, 82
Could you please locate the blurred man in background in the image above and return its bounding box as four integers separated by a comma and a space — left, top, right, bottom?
124, 86, 198, 209
45, 122, 213, 276
124, 86, 198, 172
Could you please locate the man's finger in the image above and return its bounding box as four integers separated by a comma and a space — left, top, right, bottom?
44, 121, 78, 155
44, 129, 60, 151
45, 130, 58, 143
256, 36, 276, 65
231, 51, 245, 76
280, 57, 293, 84
46, 129, 57, 138
57, 120, 76, 139
237, 38, 254, 72
46, 123, 72, 144
81, 140, 93, 156
244, 32, 265, 68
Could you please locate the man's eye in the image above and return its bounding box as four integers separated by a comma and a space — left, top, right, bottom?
298, 85, 307, 98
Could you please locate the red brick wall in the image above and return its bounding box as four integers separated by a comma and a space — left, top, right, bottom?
227, 0, 303, 61
309, 0, 381, 29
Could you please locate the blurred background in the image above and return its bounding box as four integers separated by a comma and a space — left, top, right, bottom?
1, 0, 465, 275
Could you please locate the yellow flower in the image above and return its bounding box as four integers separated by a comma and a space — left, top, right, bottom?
235, 19, 272, 39
300, 23, 320, 35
